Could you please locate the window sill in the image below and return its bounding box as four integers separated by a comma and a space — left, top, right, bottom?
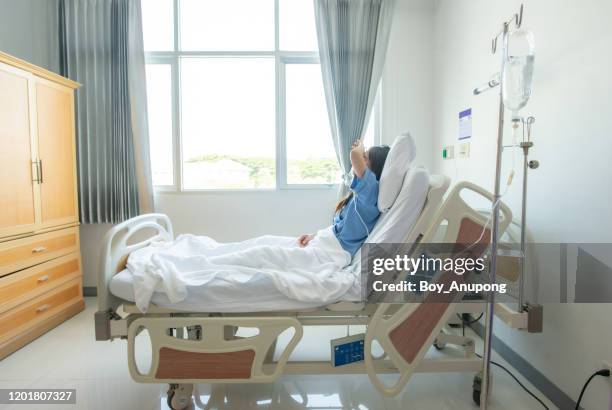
153, 184, 340, 195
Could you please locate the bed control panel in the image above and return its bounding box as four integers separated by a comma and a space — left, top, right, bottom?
331, 333, 365, 367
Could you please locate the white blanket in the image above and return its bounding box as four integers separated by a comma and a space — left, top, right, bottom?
126, 227, 354, 312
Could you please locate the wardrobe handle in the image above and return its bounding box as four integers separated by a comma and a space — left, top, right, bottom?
32, 161, 40, 183
37, 275, 50, 283
32, 246, 47, 254
38, 159, 43, 183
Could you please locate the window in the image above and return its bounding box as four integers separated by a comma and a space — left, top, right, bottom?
179, 0, 274, 51
141, 0, 174, 51
279, 0, 319, 51
181, 58, 276, 189
285, 63, 341, 185
145, 64, 174, 186
143, 0, 378, 190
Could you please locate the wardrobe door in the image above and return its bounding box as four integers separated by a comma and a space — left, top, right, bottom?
35, 78, 78, 229
0, 63, 40, 238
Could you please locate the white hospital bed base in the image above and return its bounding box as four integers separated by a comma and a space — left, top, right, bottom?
118, 304, 483, 386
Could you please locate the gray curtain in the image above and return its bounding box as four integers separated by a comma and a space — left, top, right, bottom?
59, 0, 154, 224
314, 0, 395, 192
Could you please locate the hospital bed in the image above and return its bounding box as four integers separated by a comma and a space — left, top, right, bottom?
95, 171, 540, 409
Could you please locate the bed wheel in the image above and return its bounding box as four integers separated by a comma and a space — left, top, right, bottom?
166, 390, 175, 409
433, 332, 446, 350
472, 372, 482, 406
167, 383, 193, 410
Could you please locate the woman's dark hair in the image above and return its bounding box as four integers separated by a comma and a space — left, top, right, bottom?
367, 145, 391, 181
334, 145, 390, 213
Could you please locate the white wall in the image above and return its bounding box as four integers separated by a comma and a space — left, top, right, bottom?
432, 1, 612, 408
0, 0, 59, 72
381, 0, 434, 169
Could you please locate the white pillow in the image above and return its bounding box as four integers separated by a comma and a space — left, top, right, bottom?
378, 132, 416, 211
368, 167, 429, 244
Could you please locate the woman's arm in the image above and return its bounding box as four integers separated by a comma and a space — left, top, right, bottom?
350, 140, 367, 178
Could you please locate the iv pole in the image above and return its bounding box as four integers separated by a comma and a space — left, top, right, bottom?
518, 116, 537, 310
472, 5, 524, 409
480, 62, 504, 410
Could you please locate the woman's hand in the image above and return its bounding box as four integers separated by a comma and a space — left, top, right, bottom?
297, 234, 315, 247
350, 139, 367, 178
352, 139, 365, 155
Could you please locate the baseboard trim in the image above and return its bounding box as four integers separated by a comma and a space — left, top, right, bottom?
83, 286, 97, 297
471, 322, 577, 409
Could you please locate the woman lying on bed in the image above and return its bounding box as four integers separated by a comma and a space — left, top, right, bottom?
127, 140, 390, 311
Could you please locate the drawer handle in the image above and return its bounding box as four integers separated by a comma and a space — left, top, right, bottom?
36, 304, 51, 313
37, 275, 50, 283
32, 246, 47, 254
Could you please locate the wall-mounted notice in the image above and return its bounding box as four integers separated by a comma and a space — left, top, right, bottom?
459, 108, 472, 140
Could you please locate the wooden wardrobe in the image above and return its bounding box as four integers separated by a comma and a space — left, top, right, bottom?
0, 51, 84, 359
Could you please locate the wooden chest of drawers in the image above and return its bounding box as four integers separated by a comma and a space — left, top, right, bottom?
0, 227, 84, 359
0, 51, 83, 360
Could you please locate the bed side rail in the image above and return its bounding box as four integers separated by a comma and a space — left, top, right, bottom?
423, 181, 512, 245
365, 181, 512, 396
96, 214, 173, 340
127, 317, 302, 384
403, 174, 451, 244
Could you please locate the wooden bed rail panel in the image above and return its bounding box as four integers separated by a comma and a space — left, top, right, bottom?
156, 348, 255, 379
389, 302, 449, 364
388, 269, 463, 364
457, 217, 491, 248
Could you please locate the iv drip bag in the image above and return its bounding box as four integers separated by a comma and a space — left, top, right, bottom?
501, 29, 535, 112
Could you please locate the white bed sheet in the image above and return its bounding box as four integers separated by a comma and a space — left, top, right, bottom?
109, 262, 363, 312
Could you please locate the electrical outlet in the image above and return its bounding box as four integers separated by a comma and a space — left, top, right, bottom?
442, 145, 454, 159
459, 142, 470, 158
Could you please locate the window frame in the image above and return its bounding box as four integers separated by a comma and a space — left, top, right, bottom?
145, 0, 380, 193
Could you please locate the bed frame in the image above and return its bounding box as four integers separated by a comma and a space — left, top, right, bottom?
95, 176, 539, 409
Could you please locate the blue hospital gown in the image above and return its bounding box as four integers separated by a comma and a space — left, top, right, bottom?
332, 168, 381, 256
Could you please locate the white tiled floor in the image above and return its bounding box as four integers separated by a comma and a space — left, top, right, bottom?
0, 298, 556, 410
